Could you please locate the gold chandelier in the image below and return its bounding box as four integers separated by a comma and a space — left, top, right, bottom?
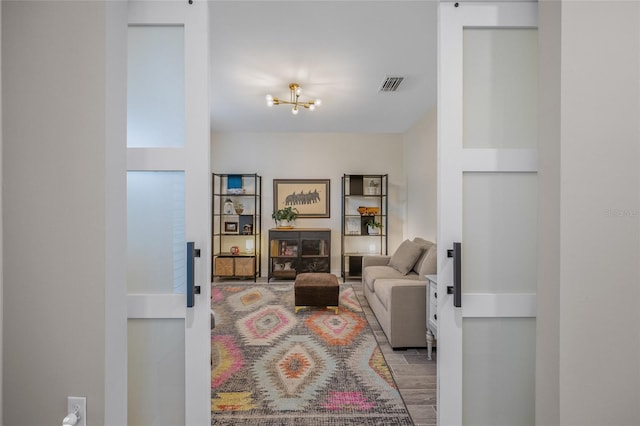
265, 83, 322, 115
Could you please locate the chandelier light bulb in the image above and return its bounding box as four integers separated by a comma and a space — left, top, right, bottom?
315, 99, 322, 107
295, 87, 302, 96
292, 106, 299, 115
309, 104, 316, 111
265, 94, 274, 107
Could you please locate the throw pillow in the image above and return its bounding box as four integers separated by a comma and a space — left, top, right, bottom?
417, 243, 437, 276
412, 237, 435, 274
389, 239, 423, 275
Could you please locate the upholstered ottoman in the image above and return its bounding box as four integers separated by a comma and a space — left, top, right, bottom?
294, 273, 339, 314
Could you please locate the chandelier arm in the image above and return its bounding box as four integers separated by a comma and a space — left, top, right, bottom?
272, 101, 315, 107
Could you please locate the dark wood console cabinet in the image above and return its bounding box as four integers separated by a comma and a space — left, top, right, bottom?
268, 228, 331, 281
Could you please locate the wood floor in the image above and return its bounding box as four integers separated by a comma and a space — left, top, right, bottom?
352, 281, 437, 426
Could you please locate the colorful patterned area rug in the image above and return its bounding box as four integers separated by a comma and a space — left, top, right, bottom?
211, 283, 413, 425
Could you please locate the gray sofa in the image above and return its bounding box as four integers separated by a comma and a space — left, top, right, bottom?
362, 238, 437, 348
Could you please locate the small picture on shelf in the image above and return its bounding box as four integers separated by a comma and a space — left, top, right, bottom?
224, 221, 239, 234
239, 216, 253, 234
346, 218, 361, 235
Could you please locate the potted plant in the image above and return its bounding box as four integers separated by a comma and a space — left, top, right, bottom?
272, 206, 299, 228
365, 219, 382, 235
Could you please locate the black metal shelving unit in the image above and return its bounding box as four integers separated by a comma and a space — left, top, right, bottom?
212, 173, 262, 281
341, 174, 388, 280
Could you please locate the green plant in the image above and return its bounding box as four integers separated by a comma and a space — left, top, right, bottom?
364, 219, 382, 228
272, 206, 299, 222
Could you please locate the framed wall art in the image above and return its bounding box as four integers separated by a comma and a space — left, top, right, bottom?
273, 179, 330, 218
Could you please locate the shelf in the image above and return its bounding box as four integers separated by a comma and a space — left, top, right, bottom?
270, 270, 297, 278
343, 252, 381, 256
212, 173, 262, 280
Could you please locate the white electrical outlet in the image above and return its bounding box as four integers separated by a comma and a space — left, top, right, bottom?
67, 396, 87, 426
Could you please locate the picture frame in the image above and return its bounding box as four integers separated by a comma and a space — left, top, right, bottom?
273, 179, 330, 218
224, 221, 239, 234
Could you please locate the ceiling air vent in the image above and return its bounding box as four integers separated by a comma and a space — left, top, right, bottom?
379, 76, 404, 92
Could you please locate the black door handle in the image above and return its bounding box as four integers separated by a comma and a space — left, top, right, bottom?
447, 242, 462, 307
187, 242, 201, 308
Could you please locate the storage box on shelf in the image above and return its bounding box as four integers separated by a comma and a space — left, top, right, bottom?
341, 174, 388, 280
214, 256, 256, 278
212, 173, 261, 280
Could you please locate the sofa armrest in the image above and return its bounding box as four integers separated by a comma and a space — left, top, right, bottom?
362, 255, 391, 269
388, 281, 427, 347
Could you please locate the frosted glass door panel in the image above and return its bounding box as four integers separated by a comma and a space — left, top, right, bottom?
128, 171, 185, 294
463, 29, 538, 149
463, 318, 535, 426
463, 172, 537, 294
128, 319, 185, 426
127, 26, 185, 148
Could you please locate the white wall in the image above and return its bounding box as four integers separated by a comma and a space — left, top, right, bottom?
403, 107, 437, 243
3, 2, 111, 424
212, 132, 406, 276
537, 1, 640, 424
104, 2, 128, 424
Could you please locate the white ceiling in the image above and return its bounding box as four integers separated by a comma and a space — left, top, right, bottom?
209, 1, 438, 133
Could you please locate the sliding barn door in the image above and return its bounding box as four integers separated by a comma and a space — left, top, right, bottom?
126, 2, 210, 425
438, 3, 538, 425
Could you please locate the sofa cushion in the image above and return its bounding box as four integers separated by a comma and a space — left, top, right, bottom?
417, 243, 437, 277
389, 239, 423, 275
412, 238, 434, 274
363, 266, 419, 293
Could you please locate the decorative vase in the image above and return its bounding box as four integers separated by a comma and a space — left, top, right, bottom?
367, 180, 380, 195
367, 226, 380, 235
223, 199, 234, 215
277, 219, 290, 228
